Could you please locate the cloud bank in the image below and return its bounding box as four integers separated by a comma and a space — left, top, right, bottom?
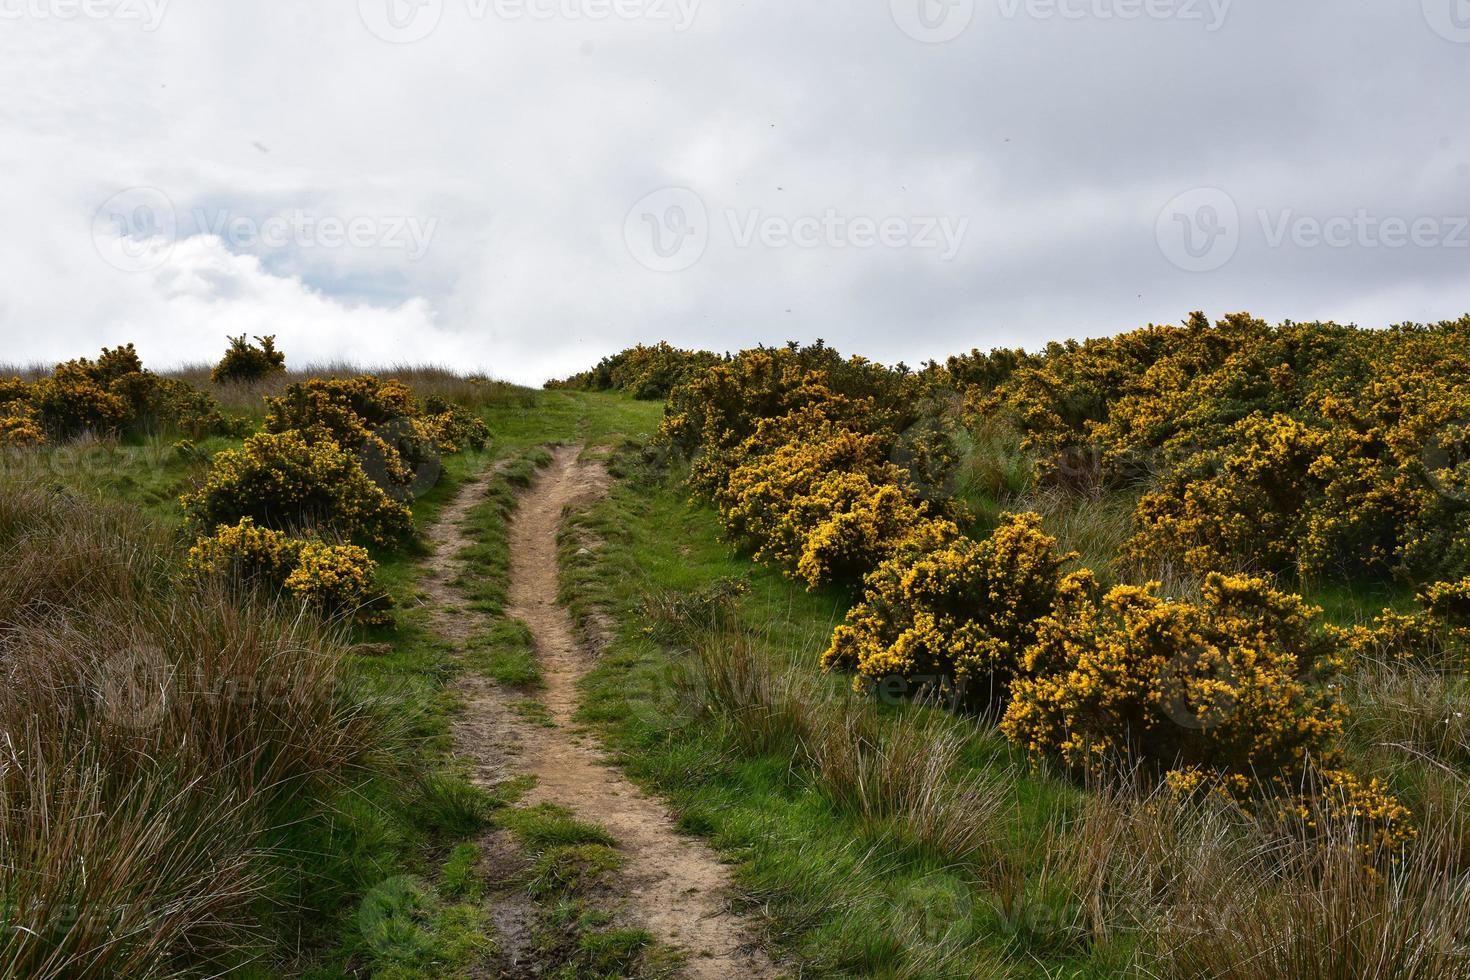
2, 0, 1468, 384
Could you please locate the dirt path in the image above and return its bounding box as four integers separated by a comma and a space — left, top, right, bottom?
430, 446, 778, 979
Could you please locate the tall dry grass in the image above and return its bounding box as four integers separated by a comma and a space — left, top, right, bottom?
806, 704, 1009, 860
650, 585, 1009, 863
1151, 796, 1470, 979
999, 774, 1470, 978
0, 482, 384, 977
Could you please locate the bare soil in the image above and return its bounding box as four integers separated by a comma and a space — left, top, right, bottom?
425, 446, 779, 979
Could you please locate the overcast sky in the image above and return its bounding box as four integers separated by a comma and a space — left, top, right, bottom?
2, 1, 1468, 385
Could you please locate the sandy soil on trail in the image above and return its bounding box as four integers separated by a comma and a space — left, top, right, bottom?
430, 447, 779, 979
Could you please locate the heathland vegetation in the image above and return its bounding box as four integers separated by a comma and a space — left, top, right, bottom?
4, 314, 1470, 977
555, 314, 1470, 977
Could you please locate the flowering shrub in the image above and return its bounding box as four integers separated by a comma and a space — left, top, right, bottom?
548, 342, 725, 400
1331, 576, 1470, 667
264, 376, 419, 447
0, 408, 45, 448
712, 416, 954, 589
1001, 573, 1347, 783
0, 379, 44, 447
263, 376, 487, 500
420, 397, 490, 454
181, 429, 412, 547
29, 361, 128, 439
188, 517, 392, 624
981, 313, 1470, 587
660, 342, 926, 460
9, 344, 236, 441
823, 513, 1077, 706
781, 471, 956, 589
1125, 413, 1376, 578
211, 334, 286, 384
1280, 769, 1418, 854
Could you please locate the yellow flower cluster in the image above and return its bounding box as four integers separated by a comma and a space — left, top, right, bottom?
823, 513, 1078, 705
645, 344, 956, 590
8, 344, 237, 443
188, 517, 392, 625
181, 429, 413, 548
691, 398, 951, 589
264, 375, 420, 446
263, 376, 488, 500
984, 312, 1470, 587
1000, 573, 1347, 783
1331, 575, 1470, 667
1287, 768, 1418, 854
0, 379, 45, 448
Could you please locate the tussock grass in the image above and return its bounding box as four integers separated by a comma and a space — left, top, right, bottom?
0, 481, 384, 976
1152, 798, 1470, 980
807, 705, 1009, 861
1345, 656, 1470, 776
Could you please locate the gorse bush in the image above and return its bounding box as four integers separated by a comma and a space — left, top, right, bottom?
981, 312, 1470, 587
548, 341, 724, 399
181, 428, 413, 547
824, 513, 1077, 708
1, 344, 238, 446
211, 333, 286, 384
661, 341, 930, 460
188, 517, 393, 624
262, 375, 488, 501
1002, 573, 1347, 789
264, 374, 419, 444
713, 417, 954, 589
655, 344, 958, 592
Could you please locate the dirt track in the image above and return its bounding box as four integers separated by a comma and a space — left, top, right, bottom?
427, 446, 777, 979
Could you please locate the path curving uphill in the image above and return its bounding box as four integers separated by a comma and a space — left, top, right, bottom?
426, 445, 779, 979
